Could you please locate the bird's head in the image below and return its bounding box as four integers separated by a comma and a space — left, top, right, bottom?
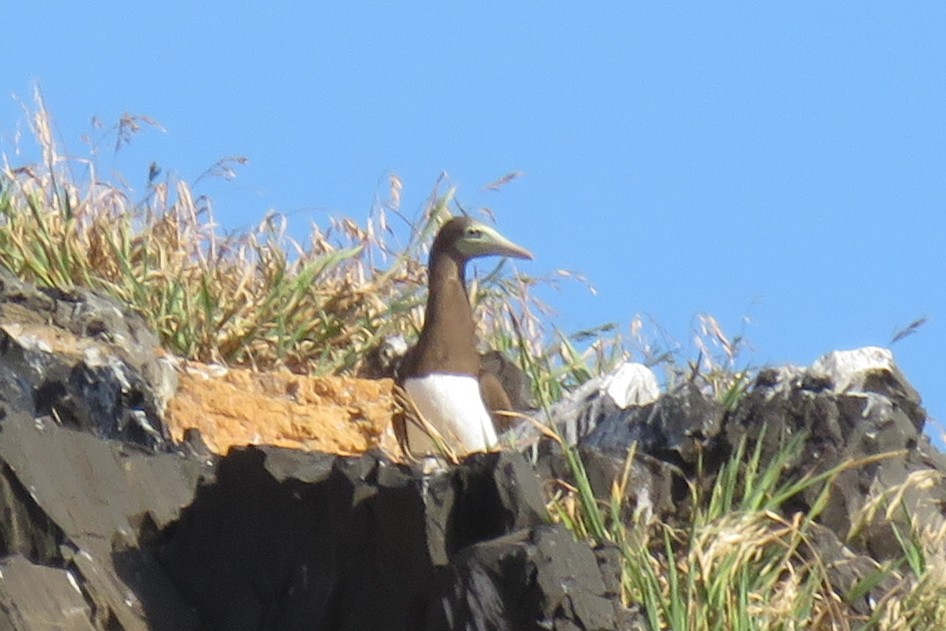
433, 216, 533, 263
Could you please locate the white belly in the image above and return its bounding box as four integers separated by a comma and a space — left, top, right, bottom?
403, 374, 497, 454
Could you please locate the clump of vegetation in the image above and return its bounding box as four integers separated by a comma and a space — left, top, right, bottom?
0, 90, 577, 381
2, 90, 941, 629
543, 424, 946, 630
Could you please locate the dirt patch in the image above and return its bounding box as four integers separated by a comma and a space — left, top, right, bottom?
166, 362, 402, 458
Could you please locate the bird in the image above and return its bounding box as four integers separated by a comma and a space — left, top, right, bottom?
398, 216, 532, 456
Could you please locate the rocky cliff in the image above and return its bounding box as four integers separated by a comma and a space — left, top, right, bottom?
0, 270, 942, 630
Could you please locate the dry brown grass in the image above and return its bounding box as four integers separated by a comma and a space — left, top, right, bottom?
0, 89, 562, 379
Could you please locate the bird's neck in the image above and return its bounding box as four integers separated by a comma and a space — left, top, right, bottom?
417, 252, 479, 374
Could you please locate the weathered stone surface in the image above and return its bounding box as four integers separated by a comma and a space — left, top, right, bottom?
426, 525, 622, 631
531, 381, 723, 526
0, 269, 403, 462
582, 382, 725, 466
537, 362, 661, 448
0, 410, 206, 631
0, 267, 176, 449
562, 346, 946, 605
165, 361, 401, 457
728, 350, 946, 561
0, 555, 97, 631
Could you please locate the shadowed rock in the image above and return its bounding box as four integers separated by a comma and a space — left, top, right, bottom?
0, 409, 206, 631
156, 448, 627, 630
426, 525, 620, 631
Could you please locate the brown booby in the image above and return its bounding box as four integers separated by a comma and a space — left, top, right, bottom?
399, 216, 532, 455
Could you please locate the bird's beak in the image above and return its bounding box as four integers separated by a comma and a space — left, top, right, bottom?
461, 224, 533, 260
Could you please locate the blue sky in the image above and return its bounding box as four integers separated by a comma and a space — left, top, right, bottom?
4, 4, 945, 442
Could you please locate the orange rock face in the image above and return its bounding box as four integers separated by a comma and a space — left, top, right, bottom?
166, 362, 402, 459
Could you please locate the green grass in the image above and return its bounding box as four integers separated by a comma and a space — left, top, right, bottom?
2, 90, 943, 629
543, 418, 946, 630
0, 90, 574, 382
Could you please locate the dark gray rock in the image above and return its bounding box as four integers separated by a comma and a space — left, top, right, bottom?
544, 347, 946, 608
581, 382, 725, 466
728, 351, 946, 561
157, 448, 585, 631
0, 267, 176, 449
426, 525, 623, 631
0, 555, 98, 631
531, 382, 722, 527
0, 269, 943, 630
0, 413, 624, 631
518, 362, 660, 451
0, 410, 207, 631
0, 272, 629, 630
424, 451, 547, 565
158, 447, 431, 631
800, 522, 897, 617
